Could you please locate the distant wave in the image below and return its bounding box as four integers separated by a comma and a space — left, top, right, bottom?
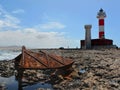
0, 50, 21, 60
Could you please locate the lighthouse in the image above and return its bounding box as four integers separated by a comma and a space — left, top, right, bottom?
97, 8, 106, 39
80, 9, 116, 49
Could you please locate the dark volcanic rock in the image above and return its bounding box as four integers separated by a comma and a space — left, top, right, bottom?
0, 60, 15, 77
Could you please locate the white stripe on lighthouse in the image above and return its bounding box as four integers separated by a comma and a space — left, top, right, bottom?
99, 26, 104, 32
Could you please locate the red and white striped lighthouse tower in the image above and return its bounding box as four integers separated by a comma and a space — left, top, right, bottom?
97, 9, 106, 39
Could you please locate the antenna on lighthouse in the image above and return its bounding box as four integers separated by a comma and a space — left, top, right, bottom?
97, 8, 106, 39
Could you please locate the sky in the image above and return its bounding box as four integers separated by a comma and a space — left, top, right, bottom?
0, 0, 120, 48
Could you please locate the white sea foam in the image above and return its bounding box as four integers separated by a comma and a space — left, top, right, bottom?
0, 50, 21, 60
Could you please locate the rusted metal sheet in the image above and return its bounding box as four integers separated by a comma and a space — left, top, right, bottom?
15, 46, 74, 69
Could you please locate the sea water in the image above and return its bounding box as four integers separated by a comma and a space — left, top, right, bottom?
0, 50, 21, 60
0, 76, 53, 90
0, 50, 53, 90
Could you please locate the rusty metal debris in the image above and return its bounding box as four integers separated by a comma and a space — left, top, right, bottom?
14, 46, 74, 89
15, 46, 74, 70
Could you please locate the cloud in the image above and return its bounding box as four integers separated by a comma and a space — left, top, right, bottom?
0, 29, 71, 48
0, 5, 78, 48
12, 9, 25, 14
0, 5, 8, 15
0, 6, 20, 30
0, 15, 20, 29
35, 21, 66, 30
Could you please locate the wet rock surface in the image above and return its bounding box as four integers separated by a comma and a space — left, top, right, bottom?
0, 60, 14, 77
0, 49, 120, 90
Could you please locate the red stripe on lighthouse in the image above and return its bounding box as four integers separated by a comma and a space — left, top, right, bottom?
99, 19, 104, 26
99, 32, 104, 39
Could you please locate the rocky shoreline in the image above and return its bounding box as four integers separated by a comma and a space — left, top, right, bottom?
0, 60, 14, 77
0, 49, 120, 90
